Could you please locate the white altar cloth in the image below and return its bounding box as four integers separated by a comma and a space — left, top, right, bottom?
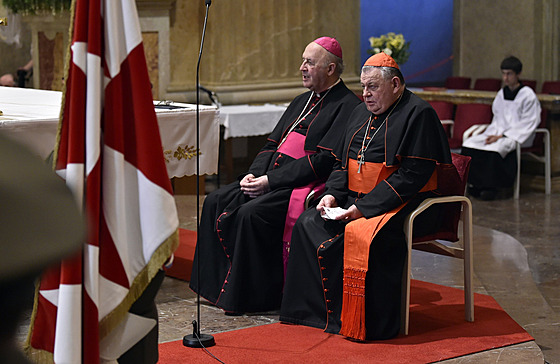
219, 103, 287, 139
0, 86, 219, 178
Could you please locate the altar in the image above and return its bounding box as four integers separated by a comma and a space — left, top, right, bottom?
0, 86, 220, 179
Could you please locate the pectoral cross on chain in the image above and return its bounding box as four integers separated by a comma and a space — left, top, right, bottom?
357, 157, 365, 173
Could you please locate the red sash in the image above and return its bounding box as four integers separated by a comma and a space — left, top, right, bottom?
339, 159, 436, 340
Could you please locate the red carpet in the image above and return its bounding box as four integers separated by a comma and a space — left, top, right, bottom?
159, 280, 533, 363
164, 229, 196, 281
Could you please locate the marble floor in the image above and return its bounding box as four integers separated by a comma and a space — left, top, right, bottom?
15, 190, 559, 363
158, 190, 560, 364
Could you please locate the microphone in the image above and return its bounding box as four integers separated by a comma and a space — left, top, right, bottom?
183, 0, 215, 349
197, 84, 213, 95
198, 84, 221, 107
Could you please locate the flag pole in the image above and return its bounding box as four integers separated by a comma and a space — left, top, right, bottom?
183, 0, 215, 349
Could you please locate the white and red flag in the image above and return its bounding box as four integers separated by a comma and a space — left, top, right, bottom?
25, 0, 179, 362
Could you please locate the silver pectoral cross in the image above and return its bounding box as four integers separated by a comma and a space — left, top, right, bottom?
357, 157, 365, 173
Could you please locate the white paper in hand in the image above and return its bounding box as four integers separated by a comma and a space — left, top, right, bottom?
322, 207, 347, 220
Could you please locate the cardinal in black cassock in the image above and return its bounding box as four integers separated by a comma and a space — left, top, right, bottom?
280, 52, 453, 341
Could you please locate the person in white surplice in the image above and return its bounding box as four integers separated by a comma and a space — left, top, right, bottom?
461, 56, 541, 200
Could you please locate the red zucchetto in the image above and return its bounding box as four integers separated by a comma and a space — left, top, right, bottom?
313, 36, 343, 59
364, 52, 400, 70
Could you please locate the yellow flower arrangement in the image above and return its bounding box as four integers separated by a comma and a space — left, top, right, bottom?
368, 32, 411, 65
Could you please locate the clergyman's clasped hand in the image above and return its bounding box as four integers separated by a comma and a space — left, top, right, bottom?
240, 174, 271, 198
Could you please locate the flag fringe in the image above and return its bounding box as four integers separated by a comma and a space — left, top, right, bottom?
23, 346, 54, 364
99, 229, 179, 340
52, 0, 77, 171
23, 276, 54, 363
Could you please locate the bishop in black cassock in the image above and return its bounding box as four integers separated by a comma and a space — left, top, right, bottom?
280, 52, 452, 341
190, 37, 361, 313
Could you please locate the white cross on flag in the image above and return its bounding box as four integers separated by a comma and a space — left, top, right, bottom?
25, 0, 179, 362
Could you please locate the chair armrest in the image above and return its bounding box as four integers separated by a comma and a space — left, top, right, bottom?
407, 196, 471, 221
403, 196, 472, 240
535, 127, 550, 137
304, 189, 316, 210
518, 128, 550, 149
463, 124, 488, 141
440, 120, 454, 138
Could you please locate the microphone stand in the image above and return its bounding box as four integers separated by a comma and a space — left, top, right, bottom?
183, 0, 215, 348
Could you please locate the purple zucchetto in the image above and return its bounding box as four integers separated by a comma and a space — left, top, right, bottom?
313, 36, 343, 59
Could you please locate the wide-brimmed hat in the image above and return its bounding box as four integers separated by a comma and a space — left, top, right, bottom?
0, 132, 86, 282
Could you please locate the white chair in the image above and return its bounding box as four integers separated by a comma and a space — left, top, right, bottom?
514, 128, 551, 199
400, 153, 474, 335
463, 125, 551, 199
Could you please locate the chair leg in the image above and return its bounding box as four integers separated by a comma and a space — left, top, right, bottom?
462, 200, 474, 322
400, 264, 411, 335
401, 195, 474, 335
514, 144, 521, 199
400, 227, 413, 335
544, 130, 551, 195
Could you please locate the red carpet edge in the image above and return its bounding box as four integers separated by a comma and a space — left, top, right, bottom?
159, 280, 533, 363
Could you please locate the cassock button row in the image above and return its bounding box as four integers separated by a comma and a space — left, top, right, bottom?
327, 310, 333, 314
326, 299, 331, 303
322, 278, 328, 281
221, 289, 225, 292
324, 289, 328, 292
321, 267, 326, 270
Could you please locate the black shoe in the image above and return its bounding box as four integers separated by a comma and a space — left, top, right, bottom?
224, 311, 243, 316
479, 189, 498, 201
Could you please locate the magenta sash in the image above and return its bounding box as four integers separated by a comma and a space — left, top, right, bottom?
277, 132, 325, 277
